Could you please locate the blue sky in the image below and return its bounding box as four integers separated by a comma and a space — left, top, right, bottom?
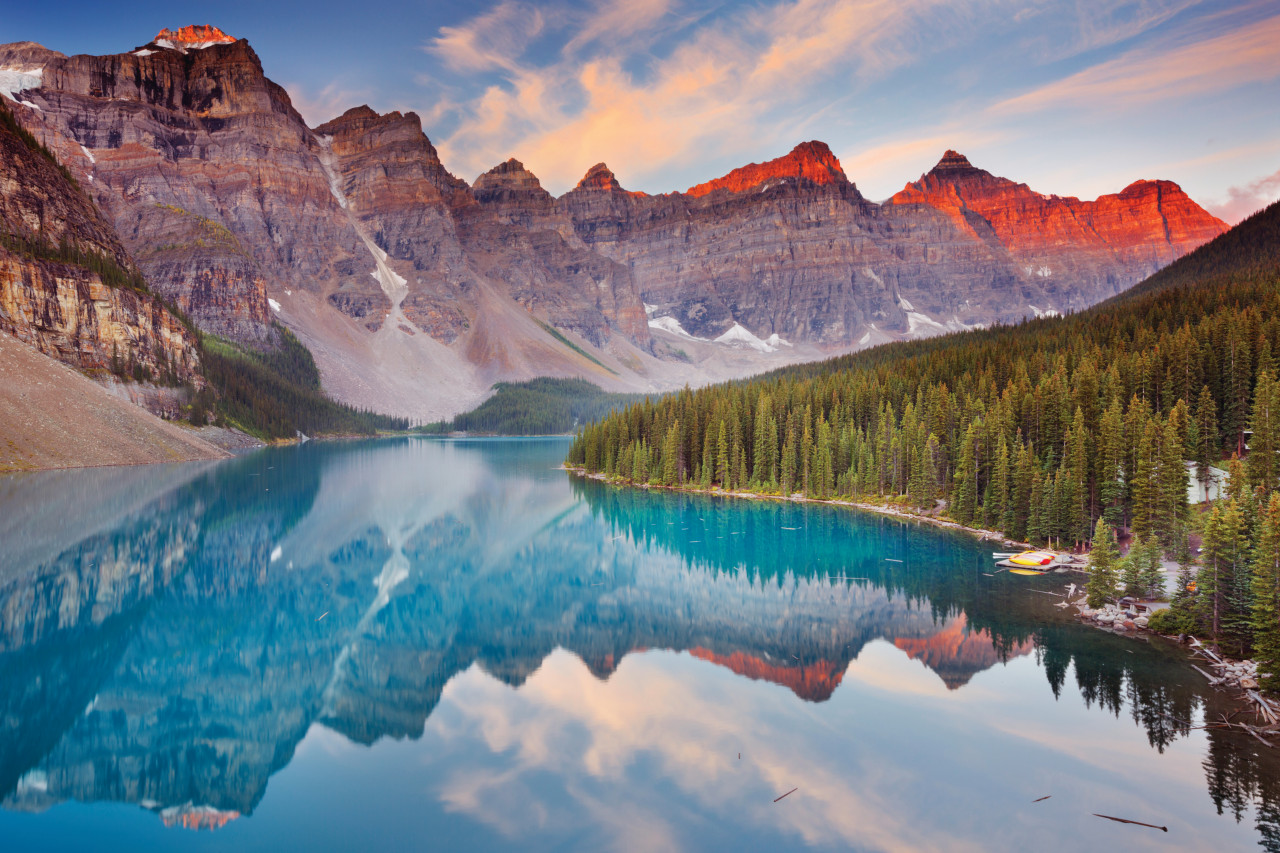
4, 0, 1278, 219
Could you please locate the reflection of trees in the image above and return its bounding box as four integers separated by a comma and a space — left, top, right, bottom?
576, 476, 1280, 846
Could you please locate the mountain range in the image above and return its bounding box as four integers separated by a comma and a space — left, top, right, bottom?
0, 25, 1227, 421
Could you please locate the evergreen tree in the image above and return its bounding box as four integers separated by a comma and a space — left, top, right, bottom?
1248, 370, 1280, 492
661, 420, 682, 486
716, 420, 730, 487
1138, 536, 1167, 600
1252, 493, 1280, 691
1194, 385, 1221, 500
1087, 518, 1120, 608
1199, 500, 1253, 655
951, 421, 979, 525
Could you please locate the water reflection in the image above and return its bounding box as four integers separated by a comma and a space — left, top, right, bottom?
0, 438, 1277, 850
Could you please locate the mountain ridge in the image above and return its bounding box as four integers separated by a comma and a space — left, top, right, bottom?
0, 28, 1229, 421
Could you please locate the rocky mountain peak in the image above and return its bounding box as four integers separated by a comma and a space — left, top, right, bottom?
576, 162, 636, 193
473, 158, 545, 192
931, 149, 976, 173
153, 25, 236, 49
685, 140, 847, 198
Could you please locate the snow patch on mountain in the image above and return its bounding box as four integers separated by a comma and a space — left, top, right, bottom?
0, 68, 42, 102
715, 323, 790, 353
648, 315, 698, 339
648, 316, 790, 353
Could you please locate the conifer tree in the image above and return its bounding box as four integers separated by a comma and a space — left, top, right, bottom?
1120, 537, 1144, 597
1087, 518, 1120, 608
1248, 370, 1280, 493
951, 422, 979, 525
1199, 499, 1253, 655
1252, 493, 1280, 691
716, 420, 730, 487
662, 421, 681, 486
1138, 536, 1167, 600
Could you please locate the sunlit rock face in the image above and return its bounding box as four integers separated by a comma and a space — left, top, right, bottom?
684, 140, 847, 198
0, 98, 201, 380
887, 151, 1228, 300
488, 144, 1225, 347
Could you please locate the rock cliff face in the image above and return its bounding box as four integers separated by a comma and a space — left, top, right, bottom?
521, 143, 1228, 344
536, 147, 1034, 344
1, 33, 654, 418
0, 29, 1228, 418
0, 100, 200, 381
887, 151, 1228, 307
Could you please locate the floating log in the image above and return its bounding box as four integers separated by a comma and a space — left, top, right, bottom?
1093, 814, 1167, 832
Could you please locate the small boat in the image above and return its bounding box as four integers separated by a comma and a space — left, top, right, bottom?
995, 550, 1075, 571
1009, 550, 1058, 566
1008, 568, 1046, 576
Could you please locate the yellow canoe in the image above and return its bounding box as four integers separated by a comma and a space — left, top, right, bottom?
1009, 550, 1057, 567
1008, 568, 1046, 576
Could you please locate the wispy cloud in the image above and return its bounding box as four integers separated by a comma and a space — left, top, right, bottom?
563, 0, 675, 55
1208, 167, 1280, 224
429, 1, 552, 73
992, 11, 1280, 114
434, 0, 979, 192
285, 80, 372, 127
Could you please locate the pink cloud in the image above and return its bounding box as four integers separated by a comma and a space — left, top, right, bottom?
1208, 168, 1280, 224
992, 13, 1280, 114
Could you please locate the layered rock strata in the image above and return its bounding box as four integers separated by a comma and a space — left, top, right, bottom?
0, 100, 200, 381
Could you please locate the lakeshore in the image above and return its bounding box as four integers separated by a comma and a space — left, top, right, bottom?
563, 465, 1037, 550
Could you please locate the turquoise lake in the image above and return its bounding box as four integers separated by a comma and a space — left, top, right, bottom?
0, 437, 1277, 851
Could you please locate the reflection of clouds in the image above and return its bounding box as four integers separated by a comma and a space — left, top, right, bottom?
430, 649, 990, 853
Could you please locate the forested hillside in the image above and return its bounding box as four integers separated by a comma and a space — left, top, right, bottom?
419, 378, 642, 435
569, 201, 1280, 660
199, 328, 410, 439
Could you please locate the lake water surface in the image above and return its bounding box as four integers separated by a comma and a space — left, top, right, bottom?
1, 437, 1277, 851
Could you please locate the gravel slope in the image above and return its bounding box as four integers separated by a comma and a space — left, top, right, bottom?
0, 332, 230, 471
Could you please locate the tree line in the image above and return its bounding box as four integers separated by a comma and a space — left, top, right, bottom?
419, 377, 642, 435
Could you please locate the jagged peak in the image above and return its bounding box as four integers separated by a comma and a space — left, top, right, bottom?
153, 25, 236, 51
575, 162, 647, 196
931, 150, 976, 173
685, 140, 847, 198
315, 105, 423, 136
473, 157, 545, 192
487, 157, 533, 176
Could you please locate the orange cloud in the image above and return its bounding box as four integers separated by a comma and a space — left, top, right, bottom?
435, 0, 970, 193
991, 12, 1280, 114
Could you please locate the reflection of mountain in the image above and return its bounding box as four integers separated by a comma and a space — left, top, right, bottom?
0, 438, 1270, 836
687, 648, 846, 701
894, 614, 1034, 690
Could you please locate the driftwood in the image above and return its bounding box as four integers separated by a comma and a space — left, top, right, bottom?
1093, 814, 1168, 832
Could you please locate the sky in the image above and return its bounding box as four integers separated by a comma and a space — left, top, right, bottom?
3, 0, 1278, 220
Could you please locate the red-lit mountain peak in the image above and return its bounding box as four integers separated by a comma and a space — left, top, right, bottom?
685, 140, 847, 198
575, 162, 646, 196
153, 25, 236, 48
